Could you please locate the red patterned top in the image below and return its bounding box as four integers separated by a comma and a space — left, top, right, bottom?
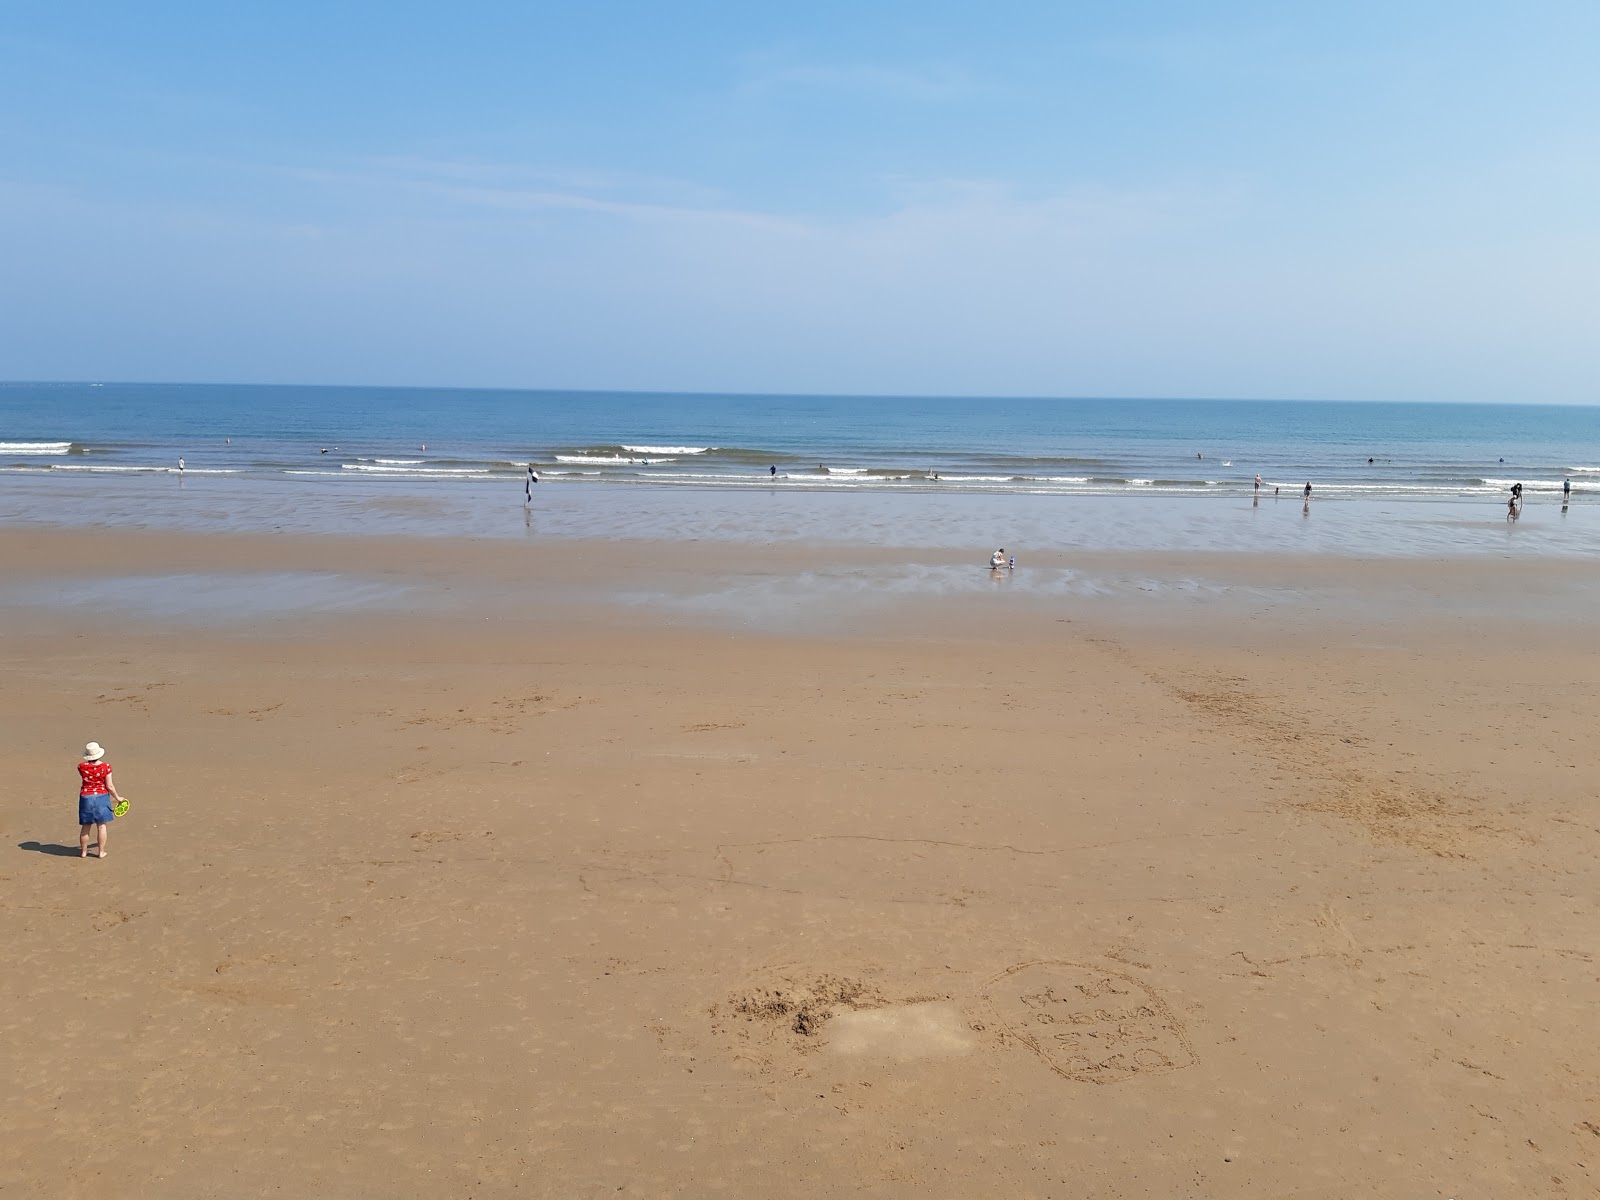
78, 761, 112, 795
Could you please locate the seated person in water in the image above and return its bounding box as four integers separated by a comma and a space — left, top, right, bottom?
990, 548, 1006, 569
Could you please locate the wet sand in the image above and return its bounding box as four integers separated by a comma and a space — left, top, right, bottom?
5, 469, 1600, 559
2, 528, 1598, 1198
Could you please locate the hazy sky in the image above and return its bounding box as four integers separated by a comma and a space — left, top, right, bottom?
3, 1, 1597, 400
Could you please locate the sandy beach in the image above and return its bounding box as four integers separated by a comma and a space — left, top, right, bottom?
3, 526, 1598, 1198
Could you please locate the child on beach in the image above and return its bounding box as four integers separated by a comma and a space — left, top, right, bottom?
77, 742, 124, 859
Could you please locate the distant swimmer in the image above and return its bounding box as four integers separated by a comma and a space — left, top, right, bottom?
320, 448, 328, 454
1197, 452, 1203, 460
770, 465, 777, 477
1368, 457, 1374, 463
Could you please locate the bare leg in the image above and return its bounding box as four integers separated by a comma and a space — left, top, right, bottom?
96, 824, 109, 858
80, 824, 92, 857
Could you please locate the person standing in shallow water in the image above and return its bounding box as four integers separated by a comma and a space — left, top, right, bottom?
77, 742, 123, 859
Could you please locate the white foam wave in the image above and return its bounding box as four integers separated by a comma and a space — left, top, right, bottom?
823, 467, 866, 474
0, 441, 73, 454
289, 468, 497, 480
49, 464, 237, 474
1482, 477, 1566, 491
341, 463, 485, 474
555, 454, 676, 464
621, 445, 709, 455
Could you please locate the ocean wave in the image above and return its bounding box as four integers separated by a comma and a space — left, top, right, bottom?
554, 454, 676, 464
48, 463, 240, 474
290, 468, 498, 480
621, 444, 710, 455
341, 464, 491, 474
1482, 477, 1568, 491
0, 441, 75, 454
965, 454, 1115, 466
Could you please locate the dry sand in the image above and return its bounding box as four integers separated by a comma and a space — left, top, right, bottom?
2, 528, 1597, 1198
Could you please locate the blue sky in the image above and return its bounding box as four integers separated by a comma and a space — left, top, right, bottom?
2, 1, 1596, 400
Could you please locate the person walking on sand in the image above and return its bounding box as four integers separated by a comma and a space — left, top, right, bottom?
77, 742, 123, 859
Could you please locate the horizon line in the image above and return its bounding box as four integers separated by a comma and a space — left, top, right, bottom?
3, 379, 1597, 409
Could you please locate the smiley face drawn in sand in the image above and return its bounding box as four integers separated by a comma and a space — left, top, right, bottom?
985, 960, 1195, 1084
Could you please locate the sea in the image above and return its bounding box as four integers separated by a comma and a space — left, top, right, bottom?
3, 382, 1599, 556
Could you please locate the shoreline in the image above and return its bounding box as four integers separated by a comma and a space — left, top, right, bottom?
3, 472, 1598, 559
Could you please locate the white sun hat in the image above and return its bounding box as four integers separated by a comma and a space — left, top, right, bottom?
84, 742, 105, 761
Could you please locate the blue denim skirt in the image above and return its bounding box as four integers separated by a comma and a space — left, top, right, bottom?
79, 793, 114, 825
